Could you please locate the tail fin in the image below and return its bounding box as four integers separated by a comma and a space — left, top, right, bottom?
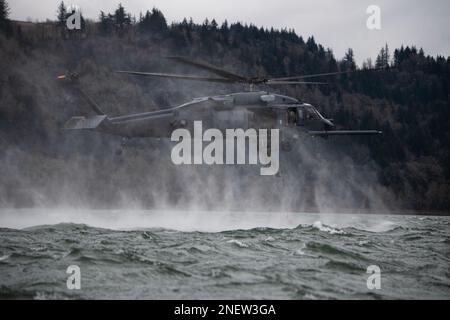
57, 72, 105, 115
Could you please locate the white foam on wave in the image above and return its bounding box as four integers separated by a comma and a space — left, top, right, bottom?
0, 254, 10, 261
295, 243, 307, 255
226, 239, 248, 248
358, 240, 370, 246
312, 221, 345, 234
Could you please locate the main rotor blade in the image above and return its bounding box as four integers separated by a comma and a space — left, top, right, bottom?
269, 67, 386, 81
116, 71, 236, 83
266, 80, 327, 85
166, 56, 248, 82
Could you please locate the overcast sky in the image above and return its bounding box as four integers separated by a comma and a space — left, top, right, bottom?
8, 0, 450, 65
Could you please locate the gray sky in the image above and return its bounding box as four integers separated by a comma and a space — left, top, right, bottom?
9, 0, 450, 65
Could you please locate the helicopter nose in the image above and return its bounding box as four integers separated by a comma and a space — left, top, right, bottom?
323, 118, 334, 127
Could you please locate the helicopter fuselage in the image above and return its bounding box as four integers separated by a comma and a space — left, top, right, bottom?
93, 91, 323, 138
64, 90, 381, 149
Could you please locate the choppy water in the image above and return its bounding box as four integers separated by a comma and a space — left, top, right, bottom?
0, 209, 449, 299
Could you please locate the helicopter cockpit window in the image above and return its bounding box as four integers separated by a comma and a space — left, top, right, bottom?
305, 106, 319, 120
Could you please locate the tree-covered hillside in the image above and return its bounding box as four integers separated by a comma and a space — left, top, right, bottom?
0, 2, 449, 212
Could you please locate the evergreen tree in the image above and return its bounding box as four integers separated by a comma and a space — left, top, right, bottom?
210, 18, 218, 30
99, 10, 113, 35
0, 0, 8, 20
384, 43, 390, 66
220, 20, 229, 43
0, 0, 11, 35
343, 48, 356, 71
114, 3, 131, 32
149, 7, 167, 32
56, 1, 67, 27
306, 36, 318, 52
376, 43, 390, 68
138, 10, 152, 33
138, 8, 167, 34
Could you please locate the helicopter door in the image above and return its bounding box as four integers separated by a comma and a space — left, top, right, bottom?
297, 109, 305, 126
287, 108, 298, 127
214, 108, 249, 131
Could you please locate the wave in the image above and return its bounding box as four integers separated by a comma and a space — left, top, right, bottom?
312, 221, 345, 234
226, 239, 249, 248
0, 254, 10, 262
0, 214, 449, 300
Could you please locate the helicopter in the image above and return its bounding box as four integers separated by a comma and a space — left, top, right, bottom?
60, 56, 382, 152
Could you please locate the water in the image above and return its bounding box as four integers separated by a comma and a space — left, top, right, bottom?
0, 209, 449, 299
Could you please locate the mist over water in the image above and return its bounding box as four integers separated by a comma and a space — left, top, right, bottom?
0, 134, 394, 214
0, 208, 396, 233
0, 126, 447, 300
1, 136, 393, 231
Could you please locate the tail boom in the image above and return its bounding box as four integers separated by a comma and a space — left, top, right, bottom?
64, 115, 108, 130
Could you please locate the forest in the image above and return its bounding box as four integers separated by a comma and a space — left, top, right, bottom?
0, 1, 449, 213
